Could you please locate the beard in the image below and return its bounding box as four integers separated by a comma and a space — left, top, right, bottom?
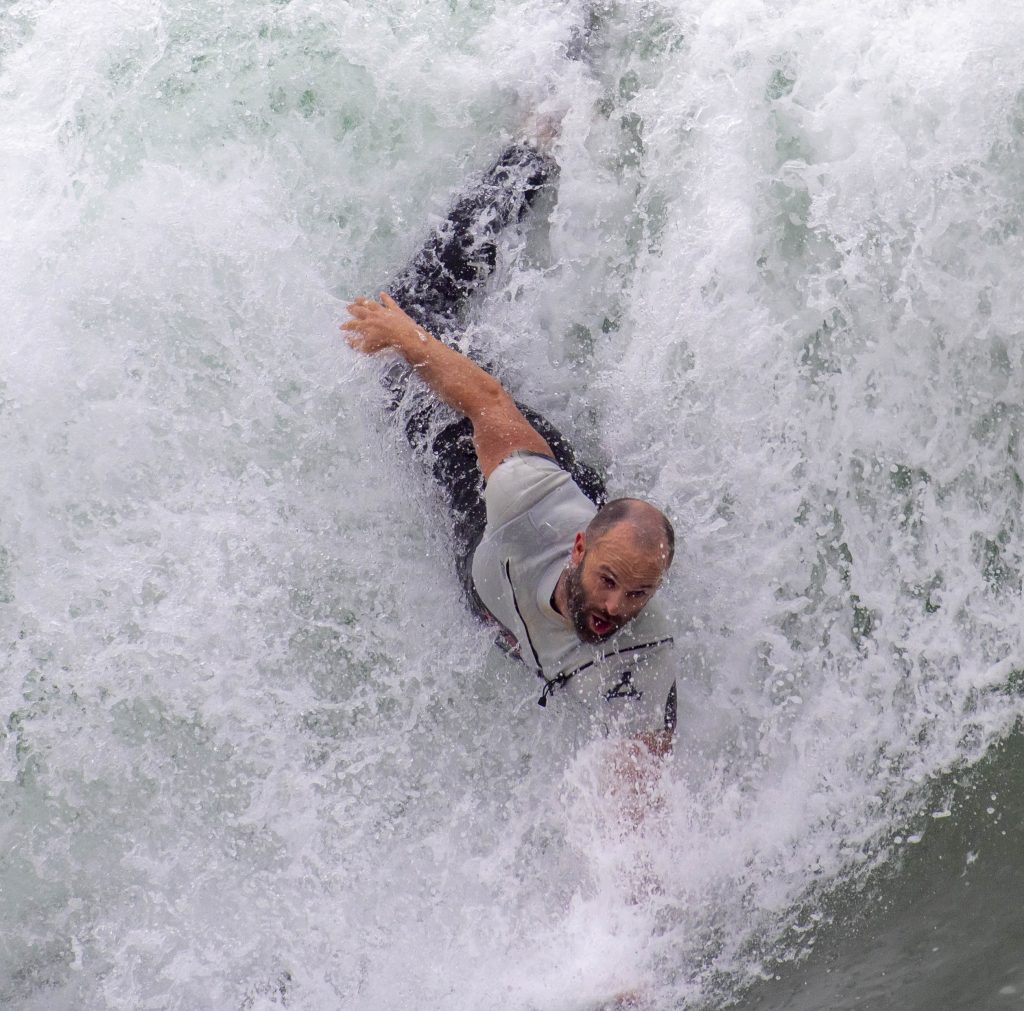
565, 555, 619, 643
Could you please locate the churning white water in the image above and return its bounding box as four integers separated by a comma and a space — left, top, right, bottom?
2, 0, 1023, 1007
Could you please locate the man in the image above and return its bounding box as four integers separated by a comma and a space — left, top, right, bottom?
342, 141, 678, 755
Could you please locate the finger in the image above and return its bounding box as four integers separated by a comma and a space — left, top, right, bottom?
342, 320, 386, 342
380, 291, 399, 310
343, 329, 372, 349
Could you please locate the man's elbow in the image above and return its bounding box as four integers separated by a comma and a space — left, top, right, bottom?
468, 378, 525, 437
472, 375, 513, 419
635, 728, 673, 759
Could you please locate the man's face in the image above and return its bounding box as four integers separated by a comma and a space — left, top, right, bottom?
565, 525, 667, 643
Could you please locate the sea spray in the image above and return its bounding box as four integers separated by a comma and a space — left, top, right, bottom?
1, 0, 1022, 1008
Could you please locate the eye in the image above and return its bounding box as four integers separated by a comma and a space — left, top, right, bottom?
601, 575, 616, 589
627, 589, 649, 600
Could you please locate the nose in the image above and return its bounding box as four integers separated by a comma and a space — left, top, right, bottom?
603, 587, 625, 616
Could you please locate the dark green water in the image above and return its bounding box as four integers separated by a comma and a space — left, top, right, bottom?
743, 725, 1024, 1011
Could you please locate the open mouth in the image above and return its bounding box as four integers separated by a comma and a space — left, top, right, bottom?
588, 613, 614, 637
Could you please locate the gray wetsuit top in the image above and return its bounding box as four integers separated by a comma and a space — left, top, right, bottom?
471, 453, 677, 737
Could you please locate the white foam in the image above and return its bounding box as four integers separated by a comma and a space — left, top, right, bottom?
1, 0, 1022, 1007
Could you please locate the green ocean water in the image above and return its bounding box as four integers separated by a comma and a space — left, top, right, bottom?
745, 724, 1024, 1010
1, 1, 1023, 1008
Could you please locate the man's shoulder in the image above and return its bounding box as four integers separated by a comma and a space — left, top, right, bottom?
472, 453, 595, 661
482, 451, 595, 535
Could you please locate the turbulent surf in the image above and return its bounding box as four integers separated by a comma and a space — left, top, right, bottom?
1, 0, 1022, 1008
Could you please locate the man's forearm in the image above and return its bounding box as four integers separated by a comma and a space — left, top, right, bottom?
392, 324, 510, 423
612, 734, 672, 828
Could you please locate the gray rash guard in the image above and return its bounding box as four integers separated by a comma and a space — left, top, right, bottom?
471, 452, 677, 737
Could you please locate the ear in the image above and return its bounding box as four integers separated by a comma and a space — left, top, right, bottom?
570, 531, 586, 564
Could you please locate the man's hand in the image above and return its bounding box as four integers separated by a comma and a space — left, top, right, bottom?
342, 292, 425, 356
612, 732, 672, 827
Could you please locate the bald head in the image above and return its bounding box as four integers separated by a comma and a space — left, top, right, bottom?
585, 497, 675, 569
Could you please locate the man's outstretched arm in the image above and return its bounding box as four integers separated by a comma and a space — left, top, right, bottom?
342, 293, 553, 478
